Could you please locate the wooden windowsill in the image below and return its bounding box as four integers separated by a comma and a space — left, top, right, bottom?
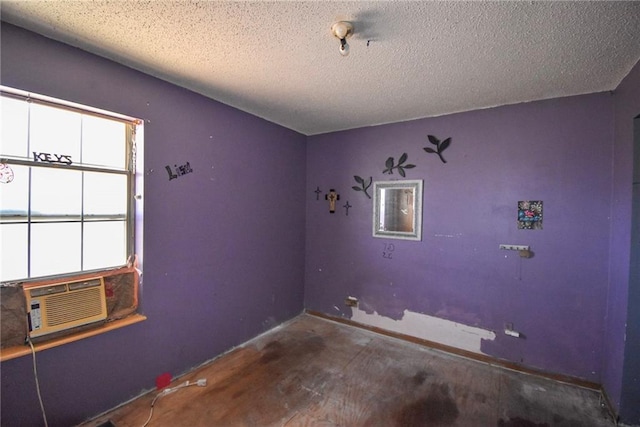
0, 313, 146, 362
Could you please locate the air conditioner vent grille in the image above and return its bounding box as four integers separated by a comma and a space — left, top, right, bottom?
24, 276, 108, 339
45, 288, 104, 326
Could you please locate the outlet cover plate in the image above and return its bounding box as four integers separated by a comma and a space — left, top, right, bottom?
499, 244, 530, 251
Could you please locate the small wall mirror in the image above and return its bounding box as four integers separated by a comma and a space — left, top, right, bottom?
373, 180, 423, 241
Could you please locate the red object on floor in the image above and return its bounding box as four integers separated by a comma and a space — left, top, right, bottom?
155, 372, 172, 390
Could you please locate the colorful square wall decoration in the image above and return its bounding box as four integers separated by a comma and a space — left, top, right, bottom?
518, 201, 543, 230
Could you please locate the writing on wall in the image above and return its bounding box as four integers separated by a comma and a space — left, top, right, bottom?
382, 243, 395, 259
166, 161, 193, 181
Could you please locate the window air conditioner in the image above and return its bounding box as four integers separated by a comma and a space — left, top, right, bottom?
24, 277, 108, 340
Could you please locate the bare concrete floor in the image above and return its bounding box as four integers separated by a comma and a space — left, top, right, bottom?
83, 314, 614, 426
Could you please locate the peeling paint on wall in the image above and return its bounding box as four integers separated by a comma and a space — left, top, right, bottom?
351, 308, 496, 354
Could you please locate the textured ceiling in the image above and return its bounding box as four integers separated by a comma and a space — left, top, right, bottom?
1, 1, 640, 135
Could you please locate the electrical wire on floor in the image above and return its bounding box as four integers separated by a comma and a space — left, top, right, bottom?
141, 378, 207, 427
28, 338, 49, 427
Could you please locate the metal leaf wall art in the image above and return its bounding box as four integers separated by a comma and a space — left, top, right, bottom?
383, 153, 416, 177
423, 135, 451, 163
352, 176, 372, 199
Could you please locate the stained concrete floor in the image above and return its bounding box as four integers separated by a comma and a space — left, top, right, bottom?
84, 314, 614, 426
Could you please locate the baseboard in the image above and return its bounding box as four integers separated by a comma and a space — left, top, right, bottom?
598, 387, 621, 425
306, 309, 602, 392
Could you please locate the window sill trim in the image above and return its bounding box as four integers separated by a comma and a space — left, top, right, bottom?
0, 313, 146, 362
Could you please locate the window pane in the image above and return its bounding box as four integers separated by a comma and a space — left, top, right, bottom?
0, 164, 29, 217
1, 89, 138, 282
0, 224, 28, 281
31, 168, 81, 217
31, 222, 81, 278
30, 103, 81, 163
0, 97, 29, 157
82, 116, 126, 168
84, 172, 127, 216
83, 221, 126, 270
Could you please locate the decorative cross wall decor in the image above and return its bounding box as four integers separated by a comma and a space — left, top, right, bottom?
325, 189, 340, 213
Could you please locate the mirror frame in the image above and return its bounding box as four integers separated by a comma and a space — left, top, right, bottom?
372, 179, 423, 241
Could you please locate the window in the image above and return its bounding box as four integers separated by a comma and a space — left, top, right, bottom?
0, 86, 141, 282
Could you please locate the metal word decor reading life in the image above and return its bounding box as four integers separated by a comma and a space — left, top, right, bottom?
165, 161, 193, 181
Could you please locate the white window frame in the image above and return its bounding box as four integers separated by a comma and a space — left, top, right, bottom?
0, 86, 142, 283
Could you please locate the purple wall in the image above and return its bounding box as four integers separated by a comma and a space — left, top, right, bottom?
305, 93, 614, 382
604, 57, 640, 423
1, 23, 306, 426
2, 19, 639, 427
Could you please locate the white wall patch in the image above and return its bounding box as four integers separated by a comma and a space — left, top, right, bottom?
351, 308, 495, 354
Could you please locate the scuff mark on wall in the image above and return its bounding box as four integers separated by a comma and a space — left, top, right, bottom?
433, 233, 463, 238
351, 308, 495, 354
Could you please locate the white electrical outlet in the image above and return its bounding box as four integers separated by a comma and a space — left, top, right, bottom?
504, 329, 521, 338
499, 244, 530, 251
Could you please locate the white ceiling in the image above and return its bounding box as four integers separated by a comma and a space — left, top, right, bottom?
1, 1, 640, 136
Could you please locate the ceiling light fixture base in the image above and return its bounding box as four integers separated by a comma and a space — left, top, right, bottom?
331, 21, 354, 57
